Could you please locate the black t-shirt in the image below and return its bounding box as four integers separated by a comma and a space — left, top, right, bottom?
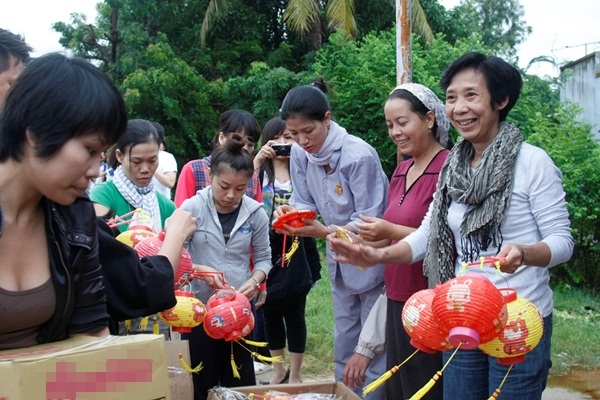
217, 202, 242, 243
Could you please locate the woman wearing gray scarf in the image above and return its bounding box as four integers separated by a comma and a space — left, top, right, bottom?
330, 53, 573, 400
273, 81, 389, 399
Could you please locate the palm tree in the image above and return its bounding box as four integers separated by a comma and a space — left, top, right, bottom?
199, 0, 433, 49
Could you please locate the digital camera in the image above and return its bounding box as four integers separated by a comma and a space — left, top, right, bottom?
272, 144, 292, 157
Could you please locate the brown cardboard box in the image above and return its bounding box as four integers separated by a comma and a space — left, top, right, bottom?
207, 381, 361, 400
166, 340, 194, 400
0, 334, 170, 399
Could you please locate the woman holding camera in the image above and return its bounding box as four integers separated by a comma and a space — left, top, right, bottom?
253, 117, 322, 385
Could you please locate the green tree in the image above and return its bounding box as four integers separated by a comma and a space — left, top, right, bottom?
449, 0, 531, 59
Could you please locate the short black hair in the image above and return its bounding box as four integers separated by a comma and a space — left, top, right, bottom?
0, 53, 127, 162
280, 85, 330, 122
440, 52, 522, 122
0, 29, 32, 73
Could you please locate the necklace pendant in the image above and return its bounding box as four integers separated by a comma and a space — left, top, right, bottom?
334, 183, 343, 195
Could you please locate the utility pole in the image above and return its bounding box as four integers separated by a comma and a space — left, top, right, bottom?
396, 0, 412, 85
396, 0, 412, 162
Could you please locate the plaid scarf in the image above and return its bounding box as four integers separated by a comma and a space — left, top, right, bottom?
112, 166, 161, 231
423, 121, 523, 287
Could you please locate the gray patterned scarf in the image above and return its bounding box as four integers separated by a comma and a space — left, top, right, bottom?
423, 121, 523, 287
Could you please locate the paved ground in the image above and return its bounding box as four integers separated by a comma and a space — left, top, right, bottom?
255, 364, 594, 399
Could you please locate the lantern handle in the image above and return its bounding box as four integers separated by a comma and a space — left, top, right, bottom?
181, 269, 227, 290
107, 208, 149, 229
461, 257, 505, 270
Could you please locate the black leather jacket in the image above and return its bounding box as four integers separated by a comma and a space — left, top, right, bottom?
36, 197, 110, 344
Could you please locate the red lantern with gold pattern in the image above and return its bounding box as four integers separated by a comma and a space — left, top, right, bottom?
159, 290, 206, 333
402, 288, 453, 353
134, 230, 193, 284
204, 288, 255, 341
432, 275, 508, 349
479, 288, 544, 364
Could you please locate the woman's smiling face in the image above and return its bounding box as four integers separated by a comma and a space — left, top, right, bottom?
445, 68, 507, 150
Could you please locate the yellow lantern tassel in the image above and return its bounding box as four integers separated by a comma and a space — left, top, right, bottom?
408, 343, 462, 400
139, 316, 150, 331
178, 353, 203, 373
363, 348, 419, 395
252, 352, 285, 364
487, 364, 513, 399
124, 319, 132, 333
152, 316, 160, 335
240, 337, 268, 347
284, 236, 300, 262
408, 371, 442, 400
231, 355, 241, 379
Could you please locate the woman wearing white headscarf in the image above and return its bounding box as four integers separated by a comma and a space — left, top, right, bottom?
343, 83, 451, 400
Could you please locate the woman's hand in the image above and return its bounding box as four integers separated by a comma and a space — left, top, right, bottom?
328, 236, 384, 267
192, 264, 226, 289
253, 140, 277, 170
165, 208, 197, 239
238, 272, 266, 300
255, 289, 267, 309
275, 217, 329, 239
343, 353, 372, 390
496, 243, 528, 274
355, 214, 395, 242
273, 204, 295, 219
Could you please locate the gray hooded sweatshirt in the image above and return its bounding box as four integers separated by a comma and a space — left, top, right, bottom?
181, 186, 272, 303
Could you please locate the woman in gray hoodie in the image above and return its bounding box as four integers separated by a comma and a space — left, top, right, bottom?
180, 134, 271, 400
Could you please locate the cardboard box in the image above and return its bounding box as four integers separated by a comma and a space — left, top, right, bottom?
0, 334, 170, 399
166, 340, 194, 400
207, 381, 361, 400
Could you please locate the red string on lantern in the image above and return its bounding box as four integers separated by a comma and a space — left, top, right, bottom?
432, 275, 508, 349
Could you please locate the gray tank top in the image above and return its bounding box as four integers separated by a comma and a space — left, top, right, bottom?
0, 278, 56, 350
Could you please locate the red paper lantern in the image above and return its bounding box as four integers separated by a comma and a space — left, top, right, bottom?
479, 288, 544, 364
432, 275, 508, 349
159, 290, 206, 333
271, 210, 317, 230
402, 289, 453, 353
134, 230, 193, 284
204, 288, 255, 341
115, 224, 156, 248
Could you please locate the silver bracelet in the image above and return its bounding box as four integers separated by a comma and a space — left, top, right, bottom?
251, 276, 261, 288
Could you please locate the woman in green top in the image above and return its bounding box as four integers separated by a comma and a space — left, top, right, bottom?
90, 119, 176, 233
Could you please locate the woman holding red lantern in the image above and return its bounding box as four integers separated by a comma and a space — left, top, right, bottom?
343, 83, 452, 400
330, 52, 573, 400
180, 134, 271, 400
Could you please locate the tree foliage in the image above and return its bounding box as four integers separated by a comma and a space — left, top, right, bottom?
50, 0, 600, 288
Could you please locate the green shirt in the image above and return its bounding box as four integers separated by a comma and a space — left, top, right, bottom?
89, 181, 176, 233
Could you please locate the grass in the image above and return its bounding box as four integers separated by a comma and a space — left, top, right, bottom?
302, 263, 600, 378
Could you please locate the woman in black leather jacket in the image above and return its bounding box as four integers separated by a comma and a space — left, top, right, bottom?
0, 53, 128, 350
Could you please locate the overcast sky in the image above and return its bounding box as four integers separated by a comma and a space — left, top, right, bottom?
1, 0, 599, 78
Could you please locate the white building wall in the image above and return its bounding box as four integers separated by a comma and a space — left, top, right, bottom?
560, 52, 600, 140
